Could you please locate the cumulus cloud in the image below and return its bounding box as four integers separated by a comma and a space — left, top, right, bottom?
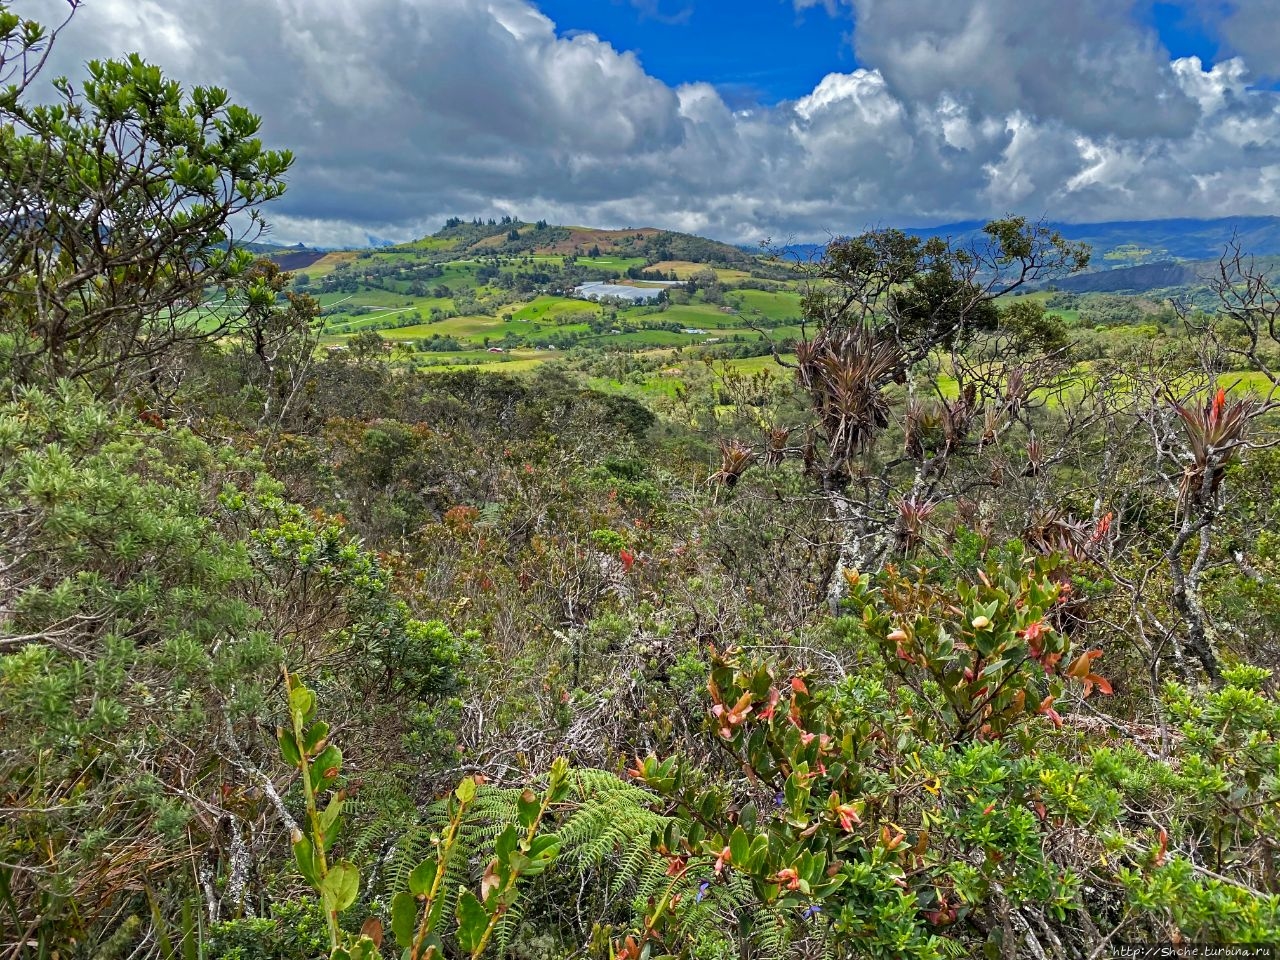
16, 0, 1280, 246
844, 0, 1200, 139
1214, 0, 1280, 78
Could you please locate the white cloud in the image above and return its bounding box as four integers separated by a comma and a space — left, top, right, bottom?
1172, 56, 1250, 114
15, 0, 1280, 245
843, 0, 1200, 138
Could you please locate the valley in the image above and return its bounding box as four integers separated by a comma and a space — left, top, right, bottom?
266, 216, 1268, 389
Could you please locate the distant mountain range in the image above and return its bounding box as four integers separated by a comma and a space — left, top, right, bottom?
780, 216, 1280, 269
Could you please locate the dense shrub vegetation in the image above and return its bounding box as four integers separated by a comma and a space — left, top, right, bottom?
4, 6, 1280, 959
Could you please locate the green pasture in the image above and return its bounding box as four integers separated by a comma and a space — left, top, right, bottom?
292, 251, 357, 279
577, 255, 647, 272
316, 289, 418, 308
638, 303, 732, 327
414, 349, 558, 372
512, 296, 600, 322
1020, 290, 1082, 327
729, 289, 804, 321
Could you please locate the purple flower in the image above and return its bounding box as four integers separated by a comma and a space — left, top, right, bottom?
697, 881, 711, 903
803, 904, 822, 920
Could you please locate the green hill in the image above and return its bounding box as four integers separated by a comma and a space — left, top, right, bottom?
397, 217, 756, 267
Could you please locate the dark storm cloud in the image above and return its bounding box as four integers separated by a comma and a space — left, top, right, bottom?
18, 0, 1280, 246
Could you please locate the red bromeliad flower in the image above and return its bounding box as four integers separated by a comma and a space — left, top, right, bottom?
619, 547, 635, 572
1090, 511, 1113, 543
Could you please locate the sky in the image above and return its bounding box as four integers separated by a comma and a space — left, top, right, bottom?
17, 0, 1280, 247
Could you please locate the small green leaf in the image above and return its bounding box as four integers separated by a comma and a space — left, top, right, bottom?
391, 891, 418, 948
319, 794, 345, 836
292, 832, 319, 888
288, 684, 315, 720
277, 728, 301, 767
527, 834, 560, 861
455, 776, 477, 805
980, 659, 1010, 678
455, 890, 490, 953
312, 744, 342, 788
494, 824, 518, 864
321, 860, 360, 914
408, 858, 437, 896
516, 789, 540, 830
729, 827, 750, 868
303, 720, 330, 755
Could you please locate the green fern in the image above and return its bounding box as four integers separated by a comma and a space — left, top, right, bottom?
372, 767, 843, 958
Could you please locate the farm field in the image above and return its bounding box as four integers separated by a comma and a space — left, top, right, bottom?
728, 289, 805, 321
511, 296, 601, 322
650, 260, 752, 282
575, 255, 647, 272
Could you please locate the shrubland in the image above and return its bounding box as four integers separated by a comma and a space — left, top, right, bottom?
4, 6, 1280, 959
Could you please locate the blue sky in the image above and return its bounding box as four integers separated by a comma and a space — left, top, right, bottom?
1147, 2, 1219, 64
536, 0, 856, 105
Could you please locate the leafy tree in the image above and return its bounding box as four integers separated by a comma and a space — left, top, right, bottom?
0, 2, 293, 389
729, 219, 1091, 609
348, 329, 386, 360
232, 259, 322, 427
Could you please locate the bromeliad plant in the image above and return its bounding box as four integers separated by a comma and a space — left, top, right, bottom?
279, 672, 569, 960
1172, 387, 1260, 506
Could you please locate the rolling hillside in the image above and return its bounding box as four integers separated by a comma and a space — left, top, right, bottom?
267, 218, 1228, 374
407, 218, 759, 267
273, 218, 807, 371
